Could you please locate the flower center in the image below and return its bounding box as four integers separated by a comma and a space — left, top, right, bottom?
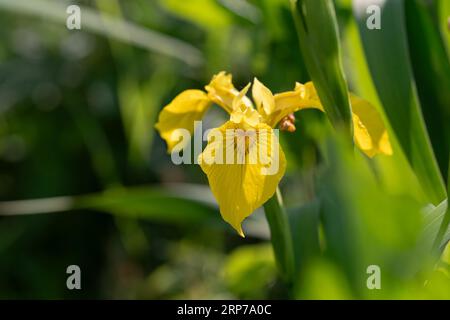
230, 105, 261, 129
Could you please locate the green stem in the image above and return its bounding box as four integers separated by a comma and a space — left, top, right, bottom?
263, 188, 296, 284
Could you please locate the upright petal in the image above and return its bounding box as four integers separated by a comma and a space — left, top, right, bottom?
267, 81, 392, 158
350, 95, 393, 157
205, 71, 253, 113
252, 78, 276, 116
232, 83, 252, 111
155, 89, 211, 153
199, 121, 286, 236
230, 84, 261, 127
268, 82, 323, 127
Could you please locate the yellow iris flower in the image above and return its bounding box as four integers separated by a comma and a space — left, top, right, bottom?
155, 72, 392, 236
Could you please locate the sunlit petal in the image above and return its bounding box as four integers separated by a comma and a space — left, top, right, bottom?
252, 78, 276, 116
155, 89, 211, 153
205, 71, 252, 113
268, 81, 323, 127
232, 83, 252, 111
198, 121, 286, 236
267, 81, 392, 157
351, 94, 393, 157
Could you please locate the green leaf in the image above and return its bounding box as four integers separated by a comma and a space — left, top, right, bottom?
290, 0, 353, 135
353, 0, 446, 204
433, 160, 450, 250
437, 0, 450, 60
318, 133, 424, 297
421, 199, 448, 252
0, 184, 272, 238
0, 185, 218, 226
76, 184, 219, 226
405, 0, 450, 181
443, 225, 450, 248
340, 9, 427, 202
288, 200, 321, 275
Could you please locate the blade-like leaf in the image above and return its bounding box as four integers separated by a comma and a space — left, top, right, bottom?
405, 0, 450, 180
421, 199, 448, 251
0, 184, 219, 226
340, 10, 426, 202
353, 0, 446, 204
288, 200, 321, 275
290, 0, 353, 135
318, 133, 424, 297
77, 184, 219, 225
437, 0, 450, 60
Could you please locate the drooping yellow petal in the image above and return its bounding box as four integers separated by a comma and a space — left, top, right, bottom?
350, 94, 393, 157
198, 121, 286, 236
155, 89, 211, 153
267, 81, 323, 127
265, 81, 392, 157
205, 71, 252, 113
252, 78, 276, 116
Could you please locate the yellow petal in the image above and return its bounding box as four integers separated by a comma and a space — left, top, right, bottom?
155, 89, 211, 153
268, 81, 323, 127
205, 71, 253, 113
350, 94, 393, 157
230, 106, 261, 128
252, 78, 276, 116
267, 80, 392, 158
198, 121, 286, 236
232, 83, 252, 111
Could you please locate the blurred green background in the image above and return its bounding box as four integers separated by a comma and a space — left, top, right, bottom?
0, 0, 449, 299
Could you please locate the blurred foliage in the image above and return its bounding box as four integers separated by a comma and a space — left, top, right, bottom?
0, 0, 449, 299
